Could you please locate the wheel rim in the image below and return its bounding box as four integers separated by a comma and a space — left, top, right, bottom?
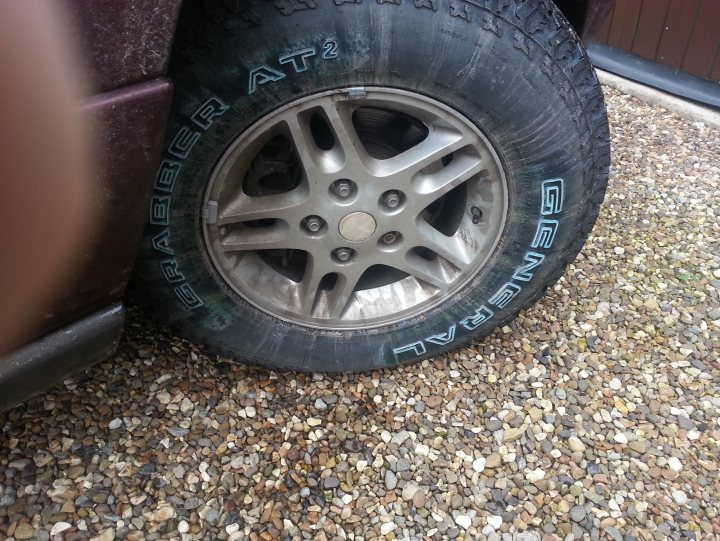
202, 87, 508, 330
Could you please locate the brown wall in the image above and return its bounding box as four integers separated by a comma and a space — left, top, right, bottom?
595, 0, 720, 83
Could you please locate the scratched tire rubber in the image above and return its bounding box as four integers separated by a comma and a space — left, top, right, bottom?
132, 0, 610, 372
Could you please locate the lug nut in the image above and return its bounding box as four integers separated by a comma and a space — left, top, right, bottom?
383, 190, 401, 209
304, 216, 323, 233
334, 247, 353, 262
382, 232, 398, 244
333, 180, 353, 198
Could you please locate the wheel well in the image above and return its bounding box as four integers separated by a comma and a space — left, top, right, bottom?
553, 0, 588, 35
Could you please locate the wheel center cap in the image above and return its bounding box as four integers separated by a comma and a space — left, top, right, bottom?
339, 211, 376, 242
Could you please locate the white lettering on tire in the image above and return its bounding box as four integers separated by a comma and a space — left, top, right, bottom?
151, 96, 230, 310
393, 178, 565, 358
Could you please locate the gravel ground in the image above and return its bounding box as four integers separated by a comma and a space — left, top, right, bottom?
1, 87, 719, 541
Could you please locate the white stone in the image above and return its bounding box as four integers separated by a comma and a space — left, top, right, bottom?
487, 515, 503, 529
356, 460, 368, 472
526, 468, 545, 482
568, 436, 586, 452
178, 520, 189, 533
50, 522, 72, 536
146, 504, 174, 522
402, 482, 420, 502
672, 490, 687, 505
415, 444, 430, 456
482, 525, 496, 536
108, 419, 122, 430
613, 433, 629, 444
180, 397, 194, 415
472, 458, 486, 473
390, 430, 412, 446
455, 515, 472, 529
609, 378, 622, 390
90, 528, 115, 541
307, 417, 322, 426
380, 522, 396, 535
245, 406, 257, 417
314, 398, 327, 410
667, 456, 683, 472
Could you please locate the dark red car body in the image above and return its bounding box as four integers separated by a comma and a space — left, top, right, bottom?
0, 0, 614, 410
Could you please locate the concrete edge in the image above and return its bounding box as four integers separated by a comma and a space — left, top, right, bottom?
596, 69, 720, 131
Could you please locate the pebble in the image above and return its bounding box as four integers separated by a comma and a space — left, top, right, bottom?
412, 489, 427, 508
13, 524, 36, 540
401, 482, 420, 502
314, 398, 327, 410
146, 504, 174, 522
504, 425, 526, 442
180, 397, 194, 414
455, 515, 472, 529
90, 528, 115, 541
168, 426, 188, 438
486, 453, 502, 468
568, 436, 586, 452
487, 515, 503, 529
323, 476, 340, 489
570, 506, 587, 522
384, 470, 397, 490
50, 522, 72, 536
527, 468, 545, 483
672, 490, 688, 505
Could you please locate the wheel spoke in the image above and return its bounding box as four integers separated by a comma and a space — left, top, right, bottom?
219, 223, 295, 252
374, 127, 467, 179
319, 100, 369, 173
384, 253, 452, 290
413, 220, 474, 270
284, 112, 323, 179
410, 149, 485, 208
297, 255, 331, 316
217, 189, 307, 225
322, 265, 365, 319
